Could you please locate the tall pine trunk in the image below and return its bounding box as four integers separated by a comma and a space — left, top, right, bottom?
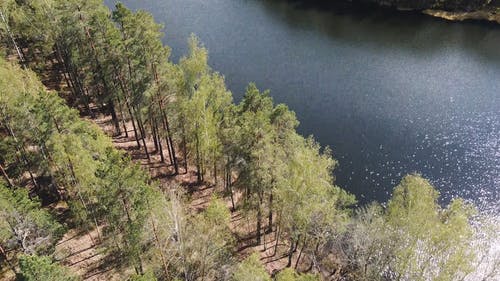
0, 244, 16, 274
181, 124, 188, 174
161, 109, 178, 174
123, 95, 141, 148
121, 198, 144, 275
213, 150, 217, 186
274, 224, 281, 256
53, 118, 102, 243
150, 218, 169, 277
54, 44, 77, 97
195, 128, 202, 183
287, 239, 296, 267
154, 118, 165, 163
295, 235, 307, 269
79, 13, 121, 134
0, 162, 13, 188
116, 95, 129, 138
160, 111, 174, 165
225, 162, 235, 210
107, 100, 121, 135
150, 117, 159, 153
116, 75, 140, 145
307, 241, 321, 272
256, 192, 263, 245
0, 9, 25, 64
3, 122, 38, 189
134, 108, 150, 161
268, 192, 273, 233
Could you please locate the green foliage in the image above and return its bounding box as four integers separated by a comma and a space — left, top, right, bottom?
95, 149, 158, 271
236, 83, 276, 193
0, 59, 50, 179
340, 203, 394, 281
143, 193, 234, 281
232, 253, 270, 281
17, 255, 79, 281
0, 184, 63, 255
179, 35, 209, 98
341, 175, 477, 281
232, 257, 318, 281
204, 196, 232, 226
275, 268, 319, 281
278, 137, 355, 236
5, 0, 59, 67
128, 272, 157, 281
0, 56, 161, 277
182, 197, 234, 280
276, 136, 355, 268
176, 35, 237, 182
183, 72, 232, 181
113, 2, 170, 102
139, 190, 184, 280
386, 174, 476, 281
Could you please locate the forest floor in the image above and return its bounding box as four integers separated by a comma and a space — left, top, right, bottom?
0, 53, 311, 280
51, 112, 304, 280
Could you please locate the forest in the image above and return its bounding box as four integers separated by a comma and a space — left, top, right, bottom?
0, 0, 498, 280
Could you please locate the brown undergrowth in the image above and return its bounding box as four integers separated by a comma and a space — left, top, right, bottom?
0, 51, 312, 280
73, 114, 306, 279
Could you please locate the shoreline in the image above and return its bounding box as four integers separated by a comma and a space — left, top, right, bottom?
286, 0, 500, 24
422, 8, 500, 24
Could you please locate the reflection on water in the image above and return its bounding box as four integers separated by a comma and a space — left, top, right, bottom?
103, 0, 499, 214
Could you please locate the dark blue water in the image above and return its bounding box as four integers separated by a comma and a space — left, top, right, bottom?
104, 0, 500, 213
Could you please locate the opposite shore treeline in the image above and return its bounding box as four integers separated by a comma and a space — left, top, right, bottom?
282, 0, 500, 23
0, 1, 498, 281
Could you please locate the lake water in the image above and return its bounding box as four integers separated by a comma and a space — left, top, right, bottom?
104, 0, 499, 213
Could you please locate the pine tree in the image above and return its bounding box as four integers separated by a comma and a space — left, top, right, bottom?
183, 73, 232, 183
144, 61, 182, 173
0, 184, 63, 267
17, 255, 79, 281
178, 35, 210, 173
235, 83, 276, 245
232, 253, 270, 281
275, 137, 355, 268
275, 268, 319, 281
95, 149, 158, 275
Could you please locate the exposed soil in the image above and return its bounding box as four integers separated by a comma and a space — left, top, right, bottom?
51, 113, 302, 280
0, 43, 312, 281
54, 227, 130, 281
